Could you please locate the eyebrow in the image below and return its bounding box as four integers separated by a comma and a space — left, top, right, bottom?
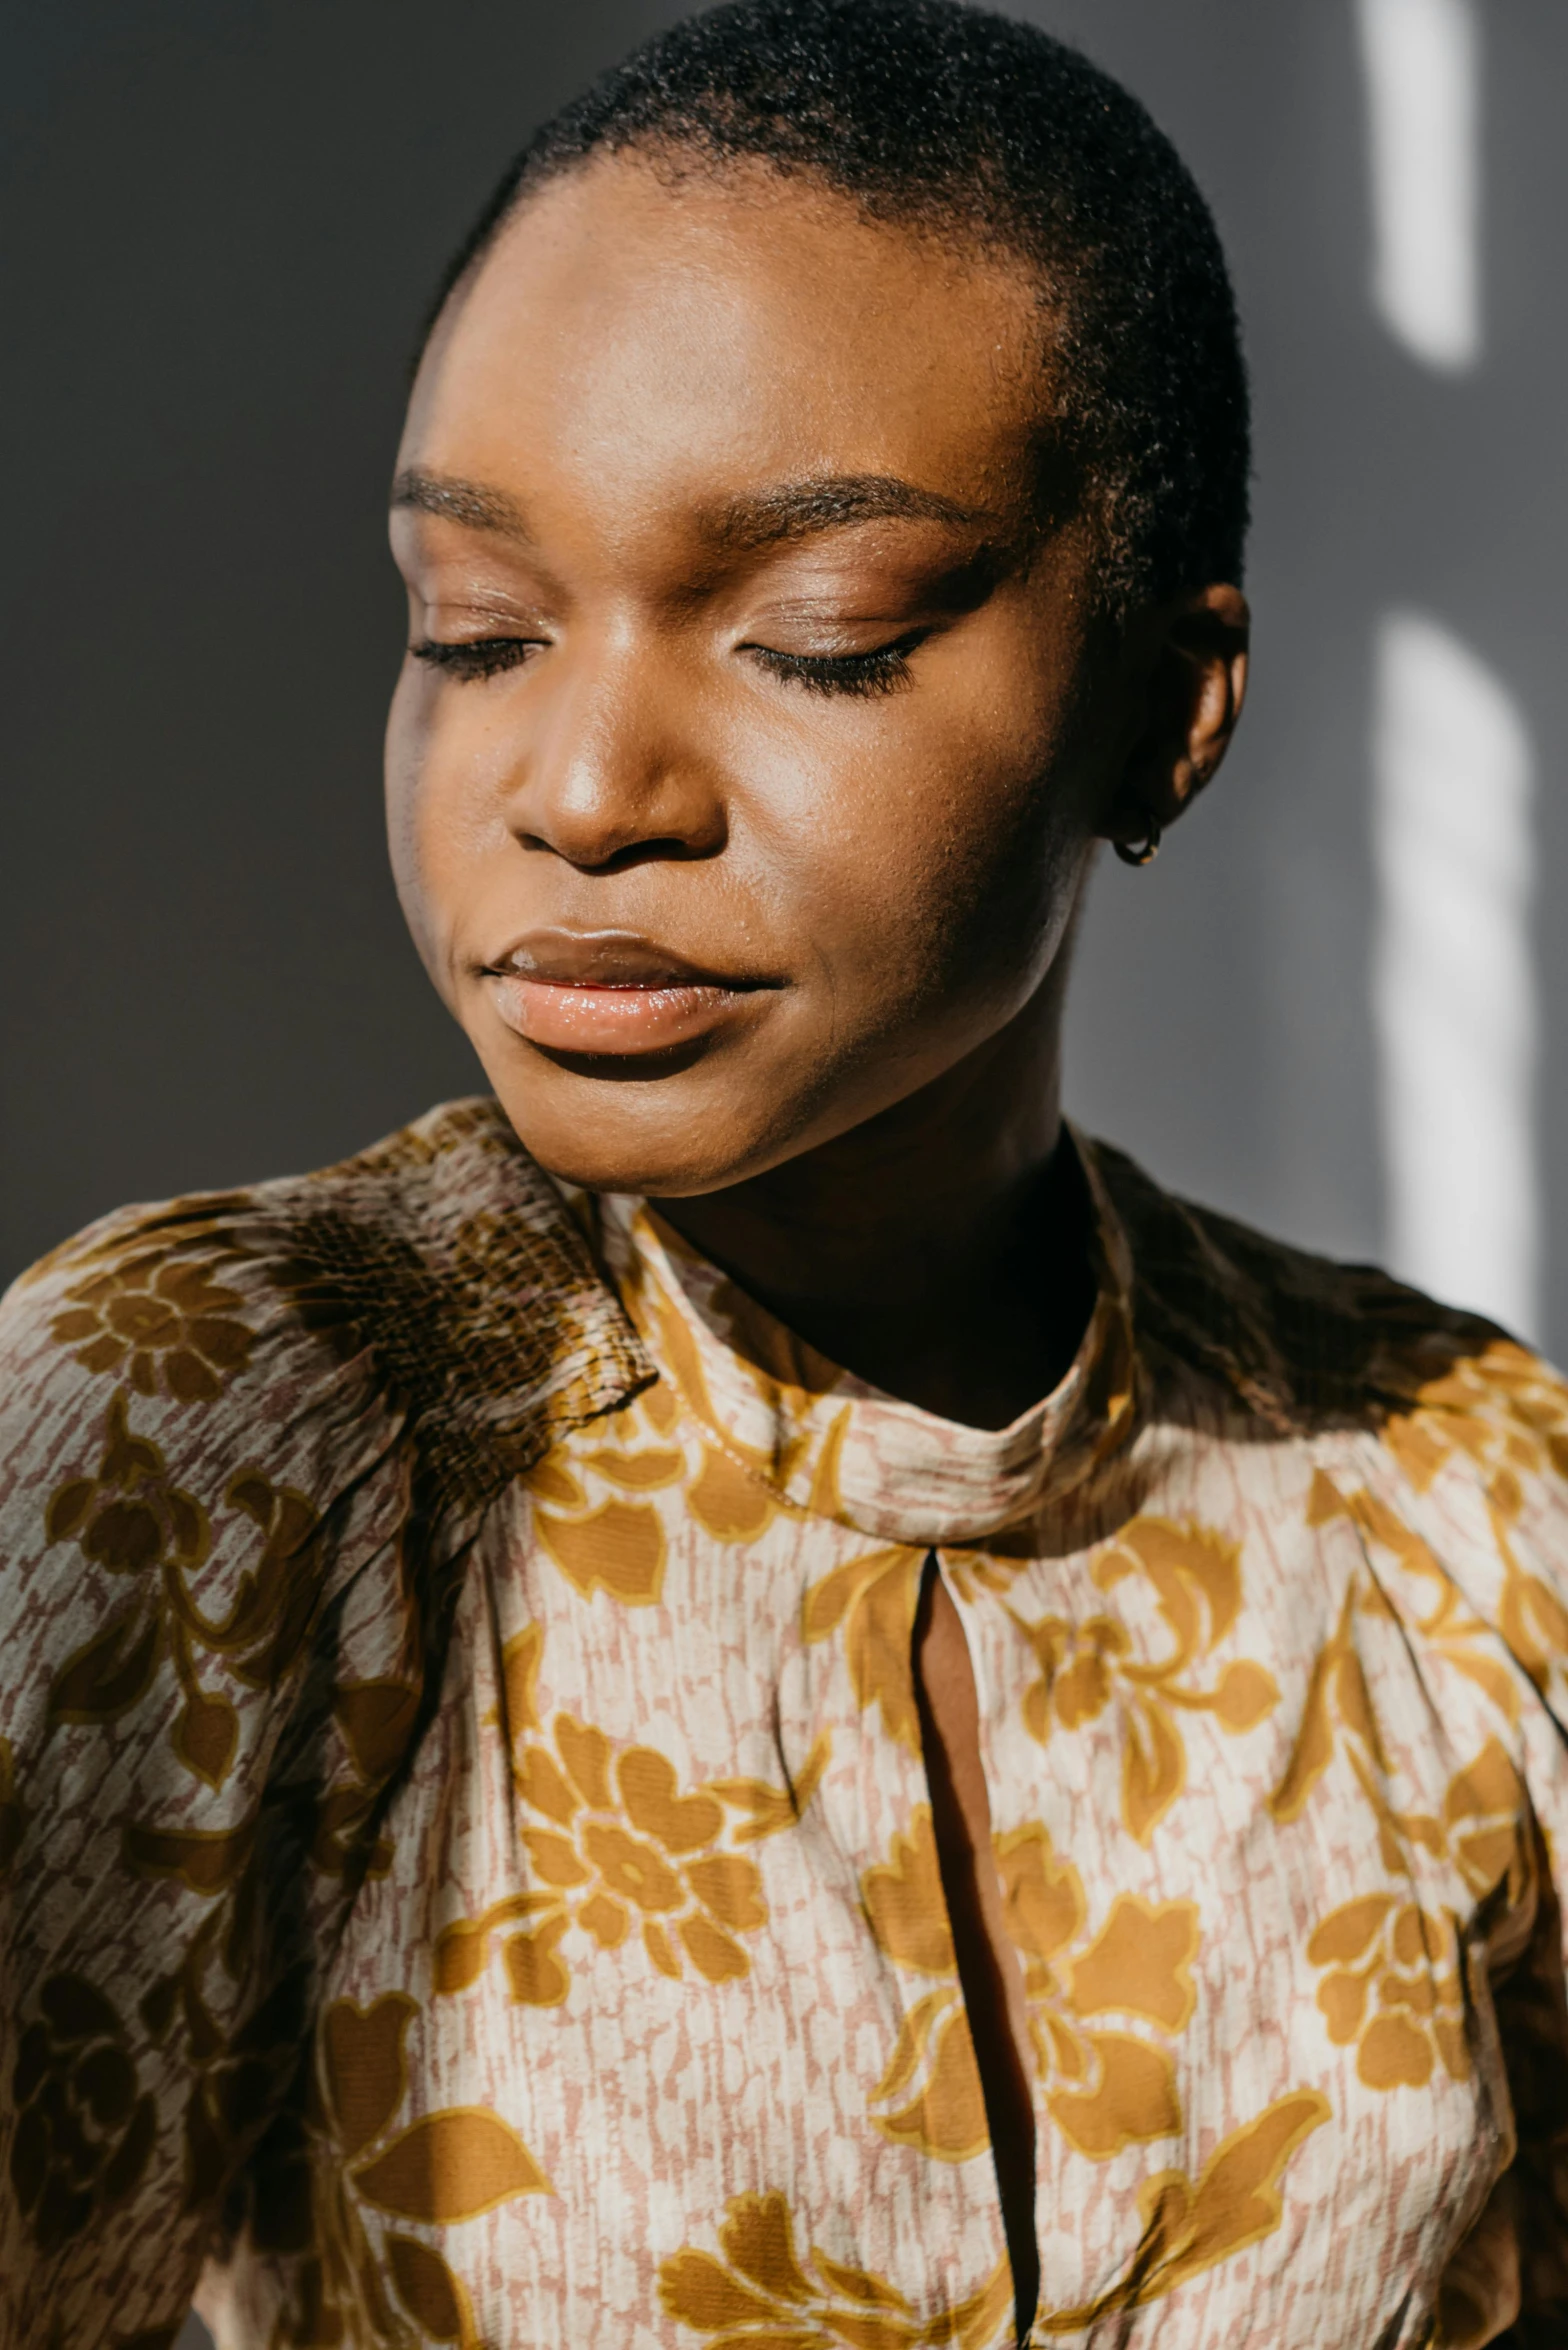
390, 465, 994, 551
709, 474, 995, 549
390, 468, 534, 540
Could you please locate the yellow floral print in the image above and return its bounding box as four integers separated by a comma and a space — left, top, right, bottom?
1036, 2091, 1331, 2335
1306, 1895, 1469, 2091
656, 2119, 1332, 2348
1274, 1477, 1534, 1907
1269, 1573, 1407, 1863
293, 1990, 551, 2348
523, 1373, 814, 1604
10, 1971, 157, 2255
659, 2188, 1013, 2350
1003, 1825, 1199, 2161
43, 1395, 323, 1791
1381, 1337, 1568, 1498
617, 1215, 846, 1524
384, 2233, 481, 2350
803, 1545, 928, 1752
523, 1401, 675, 1606
1011, 1517, 1280, 1843
1381, 1341, 1568, 1688
612, 1230, 841, 1542
862, 1808, 1199, 2163
1307, 1471, 1525, 1723
20, 1111, 1568, 2344
436, 1625, 828, 2000
50, 1244, 254, 1401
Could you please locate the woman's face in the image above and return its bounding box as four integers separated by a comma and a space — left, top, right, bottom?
387, 154, 1132, 1195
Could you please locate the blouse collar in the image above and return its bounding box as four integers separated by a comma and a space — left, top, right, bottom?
589, 1128, 1138, 1546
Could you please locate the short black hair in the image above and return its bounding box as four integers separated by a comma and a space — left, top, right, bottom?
427, 0, 1250, 613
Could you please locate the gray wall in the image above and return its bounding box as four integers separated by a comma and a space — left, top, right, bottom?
5, 2, 1565, 1359
4, 8, 1562, 2340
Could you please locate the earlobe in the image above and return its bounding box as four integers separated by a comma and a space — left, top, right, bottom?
1112, 811, 1162, 867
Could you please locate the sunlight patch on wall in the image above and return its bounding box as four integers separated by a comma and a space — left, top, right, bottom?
1372, 613, 1538, 1337
1356, 0, 1480, 370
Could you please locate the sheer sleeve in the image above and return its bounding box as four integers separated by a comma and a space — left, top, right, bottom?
0, 1196, 416, 2347
1374, 1336, 1568, 2348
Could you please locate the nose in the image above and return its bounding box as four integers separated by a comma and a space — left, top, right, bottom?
504, 631, 727, 871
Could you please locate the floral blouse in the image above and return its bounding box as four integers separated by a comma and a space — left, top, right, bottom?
1, 1097, 1566, 2349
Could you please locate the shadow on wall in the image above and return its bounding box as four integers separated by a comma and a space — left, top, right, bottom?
3, 0, 1564, 1368
1056, 0, 1566, 1357
10, 0, 1562, 2332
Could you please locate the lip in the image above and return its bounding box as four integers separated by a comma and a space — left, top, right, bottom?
482, 928, 774, 1056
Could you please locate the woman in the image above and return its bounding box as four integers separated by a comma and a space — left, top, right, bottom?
2, 2, 1562, 2343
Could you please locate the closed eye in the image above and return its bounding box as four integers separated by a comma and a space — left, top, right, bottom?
746, 632, 926, 697
410, 637, 544, 682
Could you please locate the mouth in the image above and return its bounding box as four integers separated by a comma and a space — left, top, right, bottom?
480, 929, 778, 1057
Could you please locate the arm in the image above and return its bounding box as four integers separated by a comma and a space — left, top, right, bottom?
1379, 1336, 1568, 2349
0, 1198, 411, 2345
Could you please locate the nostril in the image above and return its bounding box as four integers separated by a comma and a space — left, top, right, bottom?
519, 833, 724, 873
504, 744, 727, 867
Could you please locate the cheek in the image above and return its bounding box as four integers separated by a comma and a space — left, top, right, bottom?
383, 668, 434, 956
383, 670, 512, 999
749, 683, 1087, 1025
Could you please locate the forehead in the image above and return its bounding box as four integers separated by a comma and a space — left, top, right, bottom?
401, 154, 1054, 529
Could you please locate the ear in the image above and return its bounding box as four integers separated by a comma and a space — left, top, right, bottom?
1101, 583, 1250, 851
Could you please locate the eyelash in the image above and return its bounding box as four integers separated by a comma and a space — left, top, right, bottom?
410, 637, 539, 682
746, 638, 921, 697
409, 631, 924, 697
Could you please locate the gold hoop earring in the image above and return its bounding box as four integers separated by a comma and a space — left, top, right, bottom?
1113, 812, 1162, 867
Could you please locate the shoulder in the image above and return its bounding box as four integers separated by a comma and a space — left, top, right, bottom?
0, 1099, 646, 2320
1089, 1132, 1568, 1694
1, 1095, 647, 1531
1085, 1132, 1524, 1438
0, 1093, 650, 1819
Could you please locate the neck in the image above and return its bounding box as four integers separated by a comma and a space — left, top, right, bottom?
656, 968, 1096, 1428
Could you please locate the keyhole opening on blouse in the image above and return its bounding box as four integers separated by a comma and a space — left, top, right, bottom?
912, 1552, 1040, 2346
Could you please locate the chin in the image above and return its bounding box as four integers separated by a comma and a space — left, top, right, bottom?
486, 1066, 796, 1199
